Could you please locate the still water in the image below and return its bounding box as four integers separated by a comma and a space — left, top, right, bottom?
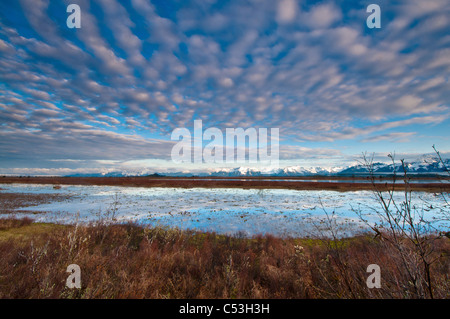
1, 183, 448, 238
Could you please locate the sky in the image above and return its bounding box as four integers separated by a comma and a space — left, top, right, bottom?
0, 0, 449, 175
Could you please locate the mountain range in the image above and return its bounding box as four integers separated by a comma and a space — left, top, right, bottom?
66, 156, 450, 177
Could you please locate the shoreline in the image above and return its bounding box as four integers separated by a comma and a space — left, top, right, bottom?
1, 176, 449, 192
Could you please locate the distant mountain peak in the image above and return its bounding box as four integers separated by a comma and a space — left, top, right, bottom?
64, 157, 449, 177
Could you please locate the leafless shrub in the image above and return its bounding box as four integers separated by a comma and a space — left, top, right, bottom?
352, 149, 449, 298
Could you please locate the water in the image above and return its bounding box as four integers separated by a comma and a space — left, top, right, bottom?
1, 183, 448, 238
118, 178, 450, 184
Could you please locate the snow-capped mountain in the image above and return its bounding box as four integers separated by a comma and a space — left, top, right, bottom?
208, 166, 343, 176
64, 156, 449, 177
339, 156, 450, 175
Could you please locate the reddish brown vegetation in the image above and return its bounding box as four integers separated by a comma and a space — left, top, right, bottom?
0, 192, 73, 215
0, 218, 448, 299
1, 176, 450, 192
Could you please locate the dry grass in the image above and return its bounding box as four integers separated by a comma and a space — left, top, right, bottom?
0, 192, 72, 215
0, 218, 448, 299
1, 176, 449, 192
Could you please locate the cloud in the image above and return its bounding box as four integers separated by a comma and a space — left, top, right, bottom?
279, 145, 342, 160
97, 0, 146, 67
294, 114, 449, 142
361, 132, 416, 143
302, 2, 342, 29
0, 0, 449, 174
0, 122, 176, 163
276, 0, 299, 24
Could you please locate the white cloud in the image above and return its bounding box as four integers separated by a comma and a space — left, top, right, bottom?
303, 3, 342, 29
395, 95, 423, 111
1, 0, 450, 171
218, 77, 234, 88
276, 0, 299, 23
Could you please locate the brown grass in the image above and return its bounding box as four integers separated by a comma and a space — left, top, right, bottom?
1, 176, 449, 192
0, 192, 72, 215
0, 218, 448, 299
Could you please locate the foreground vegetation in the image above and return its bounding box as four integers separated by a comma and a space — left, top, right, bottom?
1, 148, 449, 299
0, 217, 448, 299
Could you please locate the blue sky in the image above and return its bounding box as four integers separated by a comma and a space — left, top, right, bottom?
0, 0, 449, 175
